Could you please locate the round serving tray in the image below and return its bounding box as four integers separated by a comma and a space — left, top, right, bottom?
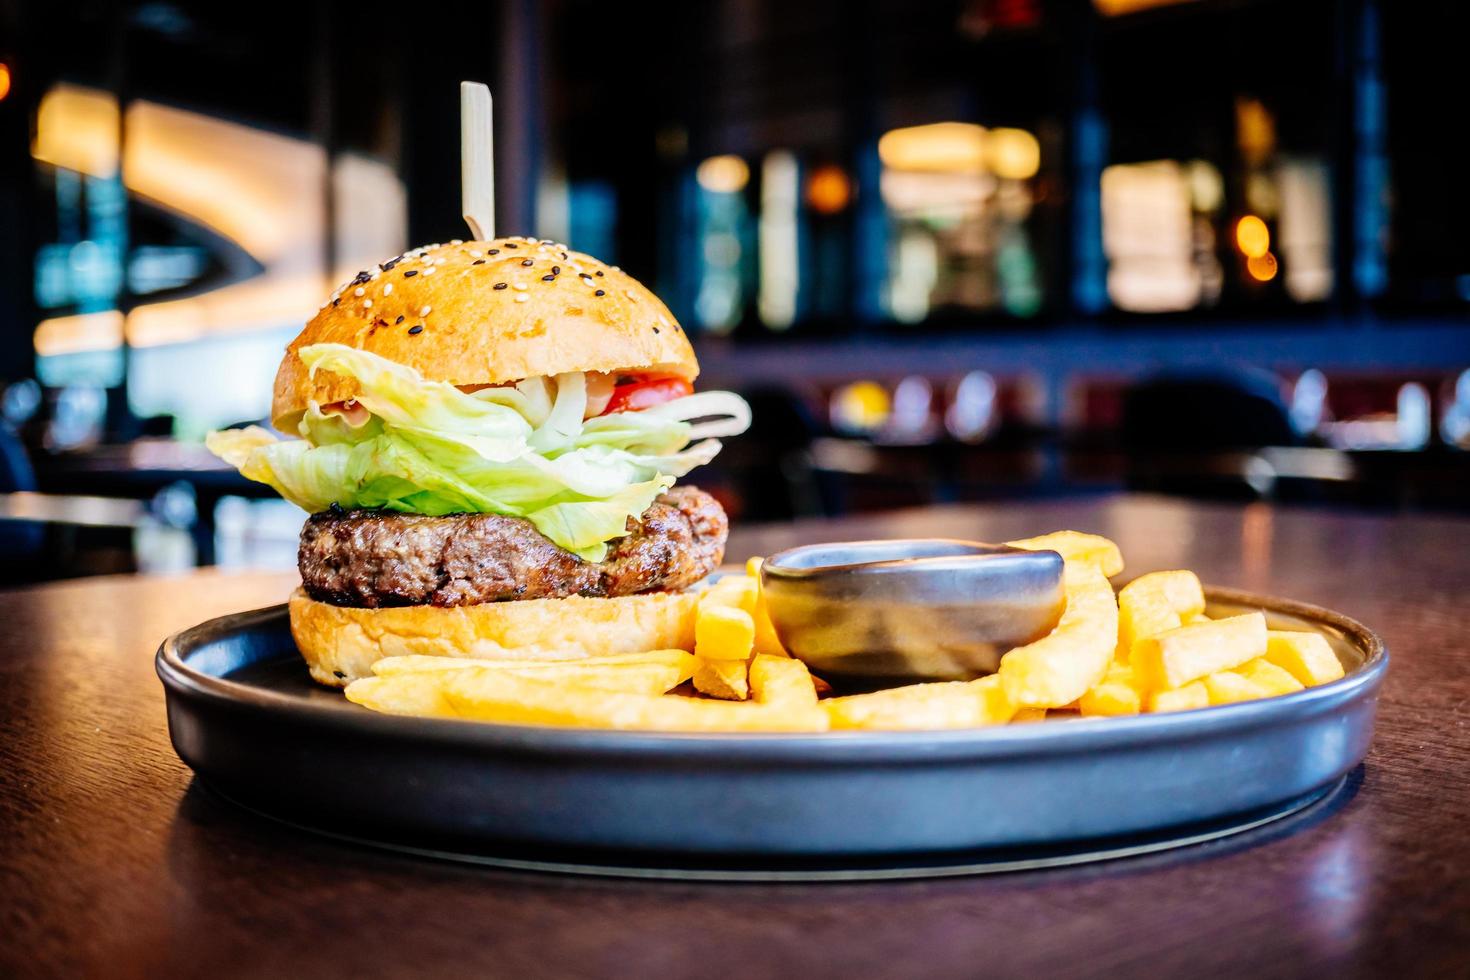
157, 586, 1386, 879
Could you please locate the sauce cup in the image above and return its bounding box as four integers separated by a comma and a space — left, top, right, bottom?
760, 540, 1065, 682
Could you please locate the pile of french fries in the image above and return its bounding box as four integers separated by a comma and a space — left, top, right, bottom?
344, 531, 1345, 732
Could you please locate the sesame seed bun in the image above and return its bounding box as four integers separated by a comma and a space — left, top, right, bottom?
270, 237, 698, 430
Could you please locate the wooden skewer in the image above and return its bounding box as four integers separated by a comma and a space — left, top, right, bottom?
460, 81, 494, 240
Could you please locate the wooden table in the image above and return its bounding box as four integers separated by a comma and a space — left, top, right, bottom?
2, 495, 1466, 979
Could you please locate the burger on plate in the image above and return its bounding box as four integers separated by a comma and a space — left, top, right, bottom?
207, 237, 750, 686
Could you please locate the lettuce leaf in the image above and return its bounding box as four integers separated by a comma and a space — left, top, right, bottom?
206, 344, 742, 561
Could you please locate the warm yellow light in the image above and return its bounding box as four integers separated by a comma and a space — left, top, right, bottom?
0, 63, 12, 102
1235, 97, 1276, 167
986, 128, 1040, 180
879, 122, 986, 173
33, 84, 122, 176
1094, 0, 1199, 15
1247, 252, 1279, 282
832, 381, 891, 432
34, 310, 124, 357
30, 85, 405, 356
1235, 215, 1270, 258
696, 155, 750, 194
805, 164, 851, 214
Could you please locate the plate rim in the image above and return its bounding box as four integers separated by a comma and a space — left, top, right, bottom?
156, 584, 1388, 761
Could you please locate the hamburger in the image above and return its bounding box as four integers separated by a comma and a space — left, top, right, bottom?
207, 237, 750, 686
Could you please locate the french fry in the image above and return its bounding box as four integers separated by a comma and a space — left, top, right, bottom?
704, 575, 759, 614
705, 572, 788, 657
345, 674, 459, 718
1010, 707, 1048, 724
749, 654, 817, 707
444, 669, 828, 732
693, 657, 750, 700
1146, 680, 1209, 713
695, 602, 756, 661
824, 675, 1013, 730
1264, 630, 1345, 686
367, 654, 694, 696
1237, 657, 1306, 696
1131, 612, 1267, 691
1079, 663, 1142, 716
372, 651, 694, 676
1007, 531, 1124, 578
998, 562, 1119, 708
1203, 670, 1270, 705
1116, 571, 1206, 660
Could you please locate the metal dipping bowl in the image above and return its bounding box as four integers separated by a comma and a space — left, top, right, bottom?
760, 539, 1066, 682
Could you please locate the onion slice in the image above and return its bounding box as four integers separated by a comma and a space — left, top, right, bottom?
641, 390, 752, 440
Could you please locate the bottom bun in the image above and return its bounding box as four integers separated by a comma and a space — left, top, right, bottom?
289, 587, 700, 687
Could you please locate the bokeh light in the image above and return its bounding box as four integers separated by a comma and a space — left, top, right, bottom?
879, 122, 986, 173
986, 128, 1040, 180
1247, 252, 1279, 281
696, 155, 750, 194
1236, 215, 1271, 258
805, 164, 851, 214
0, 63, 12, 102
831, 381, 892, 433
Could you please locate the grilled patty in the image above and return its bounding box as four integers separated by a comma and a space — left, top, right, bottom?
298, 486, 728, 608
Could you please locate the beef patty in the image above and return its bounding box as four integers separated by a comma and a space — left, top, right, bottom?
298, 485, 728, 608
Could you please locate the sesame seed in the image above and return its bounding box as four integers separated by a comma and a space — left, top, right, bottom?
423, 266, 436, 275
561, 251, 569, 260
395, 315, 404, 324
404, 270, 418, 277
451, 239, 463, 245
354, 287, 366, 296
551, 266, 560, 275
513, 282, 528, 291
408, 325, 423, 334
521, 258, 534, 267
595, 270, 604, 277
541, 274, 555, 281
610, 266, 621, 272
362, 298, 373, 308
488, 249, 500, 255
514, 293, 529, 303
470, 250, 483, 258
435, 257, 447, 265
420, 305, 432, 316
493, 282, 508, 290
594, 289, 605, 297
383, 283, 393, 295
653, 326, 660, 333
505, 243, 518, 249
473, 259, 486, 265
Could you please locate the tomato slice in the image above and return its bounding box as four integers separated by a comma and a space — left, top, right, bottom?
601, 377, 693, 415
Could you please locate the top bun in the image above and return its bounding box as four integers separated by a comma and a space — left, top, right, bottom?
271, 237, 697, 429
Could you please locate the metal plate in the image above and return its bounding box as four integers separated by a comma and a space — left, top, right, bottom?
157, 587, 1386, 876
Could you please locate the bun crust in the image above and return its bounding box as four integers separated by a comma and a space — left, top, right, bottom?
272, 238, 697, 429
289, 587, 700, 686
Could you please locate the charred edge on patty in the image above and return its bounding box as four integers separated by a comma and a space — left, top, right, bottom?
298, 486, 728, 608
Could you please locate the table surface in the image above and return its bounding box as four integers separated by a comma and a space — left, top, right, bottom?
3, 494, 1467, 979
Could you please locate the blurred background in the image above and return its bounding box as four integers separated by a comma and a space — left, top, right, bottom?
1, 0, 1468, 583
